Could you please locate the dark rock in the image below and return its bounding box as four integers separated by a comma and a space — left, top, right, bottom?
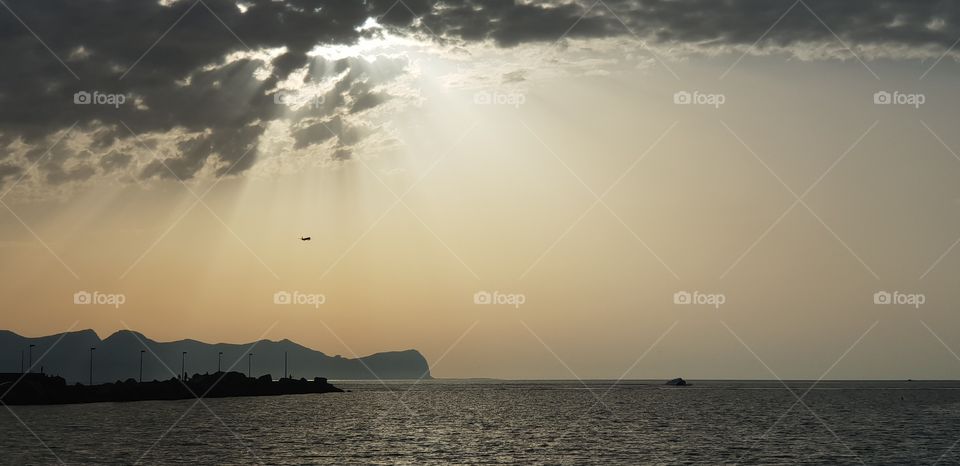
665, 377, 688, 386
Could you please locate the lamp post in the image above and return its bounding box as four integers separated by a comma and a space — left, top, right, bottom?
218, 352, 223, 373
89, 347, 96, 385
28, 344, 35, 373
284, 351, 287, 379
247, 353, 253, 378
139, 350, 145, 383
20, 349, 23, 374
181, 351, 187, 380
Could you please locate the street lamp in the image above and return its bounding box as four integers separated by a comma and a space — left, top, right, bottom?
89, 347, 96, 385
247, 353, 253, 378
181, 351, 187, 381
218, 352, 223, 373
28, 344, 35, 373
139, 350, 145, 383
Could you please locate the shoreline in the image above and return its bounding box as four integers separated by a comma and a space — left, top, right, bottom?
0, 372, 343, 405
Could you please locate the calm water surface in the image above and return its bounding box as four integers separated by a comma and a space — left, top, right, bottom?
2, 380, 960, 464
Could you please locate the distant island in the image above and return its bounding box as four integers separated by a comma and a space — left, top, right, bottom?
0, 329, 431, 384
0, 372, 342, 405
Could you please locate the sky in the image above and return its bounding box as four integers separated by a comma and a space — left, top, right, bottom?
3, 0, 960, 379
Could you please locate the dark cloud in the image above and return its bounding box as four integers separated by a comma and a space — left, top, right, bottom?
99, 150, 132, 171
405, 0, 960, 49
139, 124, 264, 180
292, 121, 340, 149
44, 162, 96, 185
37, 146, 96, 184
332, 148, 352, 161
350, 92, 387, 113
291, 114, 364, 161
502, 70, 527, 83
0, 163, 23, 182
0, 0, 956, 189
0, 0, 407, 187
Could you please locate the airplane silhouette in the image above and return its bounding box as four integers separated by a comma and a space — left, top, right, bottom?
300, 236, 311, 241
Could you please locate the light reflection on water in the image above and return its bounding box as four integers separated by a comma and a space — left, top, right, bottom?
2, 380, 959, 465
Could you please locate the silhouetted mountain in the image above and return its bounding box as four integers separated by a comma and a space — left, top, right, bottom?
0, 329, 431, 384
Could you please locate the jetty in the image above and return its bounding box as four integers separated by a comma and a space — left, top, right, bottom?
0, 372, 342, 405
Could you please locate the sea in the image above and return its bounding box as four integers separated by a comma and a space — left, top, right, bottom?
2, 380, 960, 465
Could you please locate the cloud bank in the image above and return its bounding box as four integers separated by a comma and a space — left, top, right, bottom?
0, 0, 957, 191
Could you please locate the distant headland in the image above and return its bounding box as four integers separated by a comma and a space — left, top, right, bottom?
0, 329, 431, 385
